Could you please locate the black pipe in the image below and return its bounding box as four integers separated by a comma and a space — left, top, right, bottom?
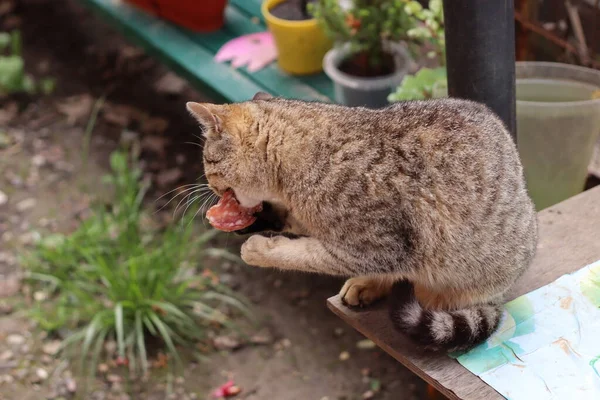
442, 1, 517, 141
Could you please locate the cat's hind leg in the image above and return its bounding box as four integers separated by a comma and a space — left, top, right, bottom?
241, 235, 350, 275
340, 275, 396, 307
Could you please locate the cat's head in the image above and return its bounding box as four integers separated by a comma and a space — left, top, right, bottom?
186, 92, 277, 208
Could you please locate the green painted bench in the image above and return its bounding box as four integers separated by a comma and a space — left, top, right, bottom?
80, 0, 334, 103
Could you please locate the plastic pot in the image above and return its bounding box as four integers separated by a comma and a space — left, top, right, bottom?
125, 0, 227, 32
262, 0, 332, 75
515, 62, 600, 210
323, 43, 410, 108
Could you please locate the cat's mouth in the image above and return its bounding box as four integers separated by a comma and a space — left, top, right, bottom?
206, 189, 263, 232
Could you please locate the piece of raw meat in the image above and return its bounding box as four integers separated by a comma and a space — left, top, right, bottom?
206, 190, 262, 232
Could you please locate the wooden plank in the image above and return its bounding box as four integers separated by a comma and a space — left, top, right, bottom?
81, 0, 267, 102
327, 185, 600, 400
229, 0, 264, 22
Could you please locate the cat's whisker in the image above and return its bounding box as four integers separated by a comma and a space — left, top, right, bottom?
155, 184, 200, 203
193, 192, 219, 228
155, 185, 207, 213
181, 194, 202, 220
185, 141, 204, 148
173, 188, 206, 217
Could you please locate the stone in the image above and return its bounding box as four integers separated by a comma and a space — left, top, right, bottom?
6, 334, 25, 346
16, 198, 36, 212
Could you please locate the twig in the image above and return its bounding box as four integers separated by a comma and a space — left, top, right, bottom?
82, 96, 106, 168
514, 11, 600, 69
565, 0, 590, 65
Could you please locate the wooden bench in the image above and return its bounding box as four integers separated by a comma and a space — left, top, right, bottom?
328, 185, 600, 399
80, 0, 334, 103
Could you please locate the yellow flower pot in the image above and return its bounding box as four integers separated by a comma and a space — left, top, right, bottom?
262, 0, 332, 75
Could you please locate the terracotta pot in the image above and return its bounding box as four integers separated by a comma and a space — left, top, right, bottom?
125, 0, 228, 32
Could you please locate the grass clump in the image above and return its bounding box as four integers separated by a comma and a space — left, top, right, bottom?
0, 30, 55, 96
23, 150, 250, 378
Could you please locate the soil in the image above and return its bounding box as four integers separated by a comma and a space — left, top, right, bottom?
339, 52, 396, 78
0, 1, 428, 399
269, 0, 316, 21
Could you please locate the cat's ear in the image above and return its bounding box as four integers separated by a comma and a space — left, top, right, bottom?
252, 92, 273, 101
186, 102, 223, 137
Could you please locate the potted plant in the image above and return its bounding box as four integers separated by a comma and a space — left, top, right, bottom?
309, 0, 414, 108
125, 0, 228, 32
262, 0, 332, 75
387, 0, 446, 101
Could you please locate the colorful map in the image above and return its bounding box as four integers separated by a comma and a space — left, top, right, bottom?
453, 260, 600, 400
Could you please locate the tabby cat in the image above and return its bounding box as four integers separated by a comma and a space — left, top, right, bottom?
187, 92, 538, 352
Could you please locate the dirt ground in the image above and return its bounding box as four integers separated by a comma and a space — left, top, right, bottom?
0, 1, 428, 399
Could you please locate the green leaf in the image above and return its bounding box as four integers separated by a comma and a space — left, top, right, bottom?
39, 78, 56, 95
0, 33, 10, 50
115, 303, 125, 358
429, 0, 443, 16
388, 67, 447, 101
135, 311, 149, 373
149, 313, 182, 366
0, 55, 25, 92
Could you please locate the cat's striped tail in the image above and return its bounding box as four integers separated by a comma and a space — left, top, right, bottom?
388, 281, 503, 353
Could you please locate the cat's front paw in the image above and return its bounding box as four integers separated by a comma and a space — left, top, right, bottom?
241, 235, 289, 267
340, 276, 393, 307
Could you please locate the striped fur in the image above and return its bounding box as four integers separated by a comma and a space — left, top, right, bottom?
187, 94, 537, 354
389, 281, 502, 352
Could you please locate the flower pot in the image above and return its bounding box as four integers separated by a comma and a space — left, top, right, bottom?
262, 0, 332, 75
515, 62, 600, 210
125, 0, 227, 32
323, 43, 410, 108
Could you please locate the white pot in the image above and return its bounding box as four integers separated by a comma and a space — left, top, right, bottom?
323, 43, 411, 108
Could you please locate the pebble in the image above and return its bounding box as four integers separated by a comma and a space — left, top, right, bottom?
0, 350, 14, 361
339, 351, 350, 361
106, 374, 122, 383
43, 340, 62, 355
35, 368, 49, 381
362, 390, 375, 399
356, 339, 376, 350
6, 334, 25, 346
31, 154, 46, 167
16, 198, 36, 212
41, 354, 53, 364
213, 335, 241, 351
65, 377, 77, 393
0, 190, 7, 206
0, 302, 13, 315
249, 330, 273, 345
32, 290, 47, 301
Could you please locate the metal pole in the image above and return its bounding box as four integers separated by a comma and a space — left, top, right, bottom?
442, 1, 517, 141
